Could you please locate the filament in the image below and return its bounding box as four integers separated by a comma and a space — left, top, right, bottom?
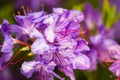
12, 38, 30, 46
22, 5, 27, 15
0, 50, 21, 71
11, 54, 28, 65
17, 11, 21, 15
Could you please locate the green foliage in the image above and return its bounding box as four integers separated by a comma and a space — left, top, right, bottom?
73, 3, 84, 11
102, 0, 120, 29
0, 4, 14, 23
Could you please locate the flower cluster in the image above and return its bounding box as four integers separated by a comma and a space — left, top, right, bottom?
0, 7, 90, 80
83, 2, 120, 79
1, 1, 120, 79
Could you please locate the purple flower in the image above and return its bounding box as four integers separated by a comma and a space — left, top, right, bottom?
107, 46, 120, 77
31, 38, 49, 55
21, 61, 64, 80
84, 2, 104, 32
75, 38, 89, 53
109, 62, 120, 77
43, 8, 84, 41
8, 10, 46, 38
57, 37, 90, 79
35, 36, 90, 80
0, 7, 90, 80
83, 2, 120, 75
90, 33, 118, 61
84, 48, 98, 71
0, 20, 14, 67
21, 61, 40, 78
32, 8, 90, 79
70, 53, 90, 70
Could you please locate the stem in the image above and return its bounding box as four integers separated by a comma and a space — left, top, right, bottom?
0, 50, 21, 71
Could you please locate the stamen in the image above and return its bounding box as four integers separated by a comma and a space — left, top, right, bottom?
22, 5, 27, 15
12, 38, 30, 46
30, 8, 32, 13
79, 30, 88, 35
41, 3, 45, 11
59, 29, 79, 34
11, 54, 28, 65
0, 50, 21, 71
104, 59, 120, 63
17, 11, 21, 15
13, 13, 15, 17
69, 17, 72, 21
27, 7, 31, 14
109, 75, 112, 78
31, 38, 36, 42
56, 30, 88, 41
54, 35, 66, 42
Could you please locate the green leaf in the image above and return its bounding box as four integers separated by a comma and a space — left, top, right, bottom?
0, 4, 15, 23
102, 0, 120, 29
73, 3, 84, 11
102, 0, 110, 28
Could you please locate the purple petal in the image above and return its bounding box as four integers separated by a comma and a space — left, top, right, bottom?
69, 10, 84, 23
28, 11, 46, 19
75, 38, 89, 53
86, 48, 98, 71
7, 24, 24, 34
31, 38, 49, 55
0, 51, 13, 67
29, 28, 44, 38
1, 35, 14, 53
71, 53, 90, 70
53, 8, 67, 14
21, 61, 40, 78
109, 62, 120, 77
59, 63, 75, 80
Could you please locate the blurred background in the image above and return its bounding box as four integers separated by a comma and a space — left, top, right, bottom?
0, 0, 101, 23
0, 0, 120, 80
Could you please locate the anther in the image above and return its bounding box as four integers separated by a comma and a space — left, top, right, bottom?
13, 13, 15, 17
79, 30, 88, 35
17, 11, 21, 15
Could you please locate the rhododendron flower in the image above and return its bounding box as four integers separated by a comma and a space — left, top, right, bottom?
0, 8, 90, 80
